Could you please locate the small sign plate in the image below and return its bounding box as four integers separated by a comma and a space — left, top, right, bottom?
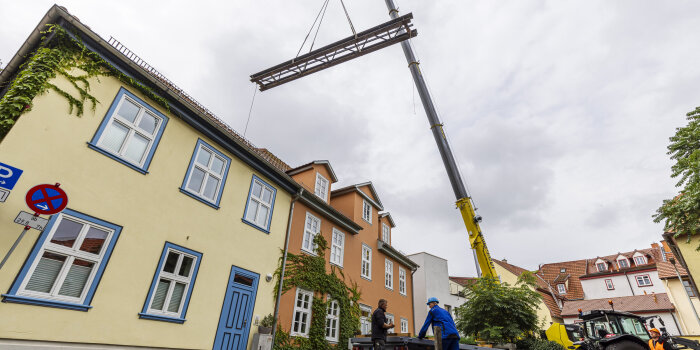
0, 162, 23, 190
14, 211, 49, 231
0, 188, 9, 202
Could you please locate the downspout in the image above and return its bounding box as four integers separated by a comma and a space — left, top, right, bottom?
272, 188, 303, 344
670, 258, 700, 329
410, 267, 418, 336
665, 279, 689, 335
624, 271, 635, 296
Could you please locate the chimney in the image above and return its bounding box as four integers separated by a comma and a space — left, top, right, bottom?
651, 242, 660, 249
503, 258, 508, 263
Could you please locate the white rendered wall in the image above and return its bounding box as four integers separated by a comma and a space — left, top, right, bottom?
563, 312, 681, 336
581, 271, 666, 299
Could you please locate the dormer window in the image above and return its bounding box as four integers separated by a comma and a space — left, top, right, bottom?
315, 173, 329, 201
633, 256, 647, 266
596, 262, 607, 272
560, 268, 566, 273
557, 284, 566, 294
618, 259, 629, 269
362, 200, 372, 224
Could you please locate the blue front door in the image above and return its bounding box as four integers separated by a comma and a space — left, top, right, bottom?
213, 266, 259, 350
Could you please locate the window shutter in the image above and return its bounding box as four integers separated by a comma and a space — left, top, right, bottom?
151, 279, 170, 310
58, 262, 93, 298
167, 282, 186, 312
25, 256, 65, 293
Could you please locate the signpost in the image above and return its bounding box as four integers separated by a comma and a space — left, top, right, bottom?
0, 183, 68, 271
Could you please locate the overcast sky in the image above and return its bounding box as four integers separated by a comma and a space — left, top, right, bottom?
2, 1, 698, 277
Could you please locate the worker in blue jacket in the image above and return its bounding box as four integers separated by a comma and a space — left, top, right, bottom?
418, 297, 460, 350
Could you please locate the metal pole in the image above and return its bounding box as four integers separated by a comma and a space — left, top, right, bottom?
671, 258, 700, 328
0, 227, 30, 270
384, 0, 483, 277
434, 326, 443, 350
384, 0, 468, 201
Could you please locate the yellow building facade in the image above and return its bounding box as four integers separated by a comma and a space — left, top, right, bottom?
0, 6, 297, 349
493, 260, 559, 326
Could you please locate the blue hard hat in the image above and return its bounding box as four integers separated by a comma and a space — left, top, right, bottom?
427, 297, 439, 305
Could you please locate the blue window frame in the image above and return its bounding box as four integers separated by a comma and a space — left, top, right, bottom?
179, 139, 231, 209
139, 242, 202, 324
2, 209, 122, 311
88, 87, 169, 174
242, 175, 277, 233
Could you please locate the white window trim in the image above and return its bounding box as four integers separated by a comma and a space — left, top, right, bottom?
291, 288, 314, 337
361, 244, 372, 280
382, 223, 390, 244
636, 274, 652, 287
617, 258, 630, 269
385, 259, 394, 290
17, 213, 115, 304
596, 262, 607, 272
315, 173, 329, 202
325, 297, 340, 342
301, 212, 321, 255
386, 313, 395, 333
184, 143, 228, 203
360, 304, 372, 335
330, 228, 344, 268
400, 317, 408, 333
96, 95, 162, 167
362, 200, 372, 224
633, 255, 647, 265
399, 267, 406, 296
557, 283, 566, 294
145, 248, 197, 317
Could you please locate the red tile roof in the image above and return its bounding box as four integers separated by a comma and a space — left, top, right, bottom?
493, 259, 563, 320
656, 246, 688, 279
561, 293, 675, 317
449, 276, 477, 287
537, 259, 588, 300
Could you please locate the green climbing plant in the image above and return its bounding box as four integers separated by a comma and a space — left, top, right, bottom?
0, 24, 169, 141
274, 234, 361, 350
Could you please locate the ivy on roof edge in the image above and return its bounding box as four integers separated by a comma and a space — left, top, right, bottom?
0, 24, 169, 140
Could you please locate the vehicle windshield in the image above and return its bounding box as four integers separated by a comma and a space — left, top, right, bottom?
585, 317, 621, 339
617, 316, 650, 341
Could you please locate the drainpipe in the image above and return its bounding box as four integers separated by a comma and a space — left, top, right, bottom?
670, 258, 700, 328
624, 271, 635, 296
271, 188, 303, 344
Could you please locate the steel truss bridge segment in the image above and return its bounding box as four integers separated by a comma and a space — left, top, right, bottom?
250, 13, 417, 91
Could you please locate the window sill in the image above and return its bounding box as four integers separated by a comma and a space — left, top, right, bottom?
2, 294, 91, 311
241, 218, 270, 234
385, 286, 394, 291
330, 262, 343, 269
361, 275, 372, 282
301, 249, 318, 256
87, 143, 148, 174
290, 333, 309, 338
138, 312, 186, 324
179, 188, 220, 209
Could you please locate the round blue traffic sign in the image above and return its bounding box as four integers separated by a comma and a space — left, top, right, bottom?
25, 184, 68, 215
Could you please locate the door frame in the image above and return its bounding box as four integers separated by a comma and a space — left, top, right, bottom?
213, 265, 260, 349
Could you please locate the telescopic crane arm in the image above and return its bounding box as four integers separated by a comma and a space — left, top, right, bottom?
383, 0, 497, 278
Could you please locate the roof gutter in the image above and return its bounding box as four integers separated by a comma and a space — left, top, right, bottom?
377, 240, 419, 271
299, 191, 362, 234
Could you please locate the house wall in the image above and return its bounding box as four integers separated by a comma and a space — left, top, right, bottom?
0, 74, 291, 348
581, 271, 665, 299
673, 235, 700, 296
408, 253, 467, 336
563, 312, 681, 335
663, 279, 700, 335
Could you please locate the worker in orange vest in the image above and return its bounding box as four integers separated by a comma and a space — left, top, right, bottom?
648, 328, 672, 350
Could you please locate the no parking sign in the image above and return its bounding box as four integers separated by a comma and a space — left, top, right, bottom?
25, 183, 68, 215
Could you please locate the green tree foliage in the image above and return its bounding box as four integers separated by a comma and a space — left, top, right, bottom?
455, 273, 542, 344
273, 234, 361, 350
654, 106, 700, 247
516, 337, 566, 350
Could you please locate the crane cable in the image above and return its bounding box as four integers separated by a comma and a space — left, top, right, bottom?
295, 0, 331, 60
339, 0, 357, 37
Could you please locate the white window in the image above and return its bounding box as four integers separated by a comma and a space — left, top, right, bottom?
183, 141, 229, 204
636, 275, 652, 287
360, 304, 372, 335
557, 283, 566, 294
361, 244, 372, 280
244, 176, 276, 230
596, 262, 607, 272
325, 298, 340, 342
385, 259, 394, 290
330, 228, 344, 267
362, 200, 372, 224
146, 247, 199, 318
302, 213, 321, 254
400, 318, 408, 333
382, 223, 390, 244
633, 256, 647, 266
16, 213, 116, 304
95, 93, 164, 167
386, 313, 395, 333
315, 173, 329, 201
399, 268, 406, 295
292, 288, 313, 337
618, 259, 629, 269
605, 279, 614, 290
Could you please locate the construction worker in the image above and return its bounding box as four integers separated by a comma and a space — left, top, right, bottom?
417, 297, 460, 350
648, 328, 672, 350
371, 299, 395, 350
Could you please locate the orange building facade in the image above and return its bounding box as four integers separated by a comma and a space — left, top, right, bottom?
278, 161, 418, 344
